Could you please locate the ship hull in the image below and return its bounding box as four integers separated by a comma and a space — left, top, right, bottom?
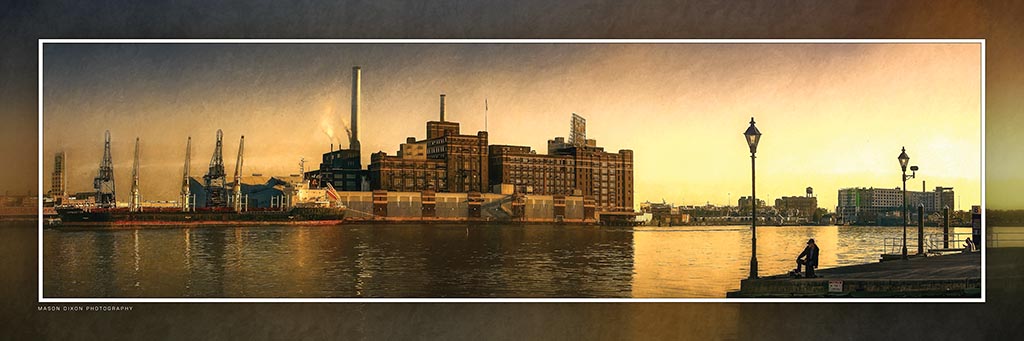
54, 207, 346, 228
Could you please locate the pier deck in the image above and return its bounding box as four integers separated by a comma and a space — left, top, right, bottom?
728, 251, 981, 298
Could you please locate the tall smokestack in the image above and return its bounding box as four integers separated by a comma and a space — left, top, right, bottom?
350, 66, 361, 150
440, 94, 446, 122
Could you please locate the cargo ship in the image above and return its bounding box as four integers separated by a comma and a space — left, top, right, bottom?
54, 205, 346, 228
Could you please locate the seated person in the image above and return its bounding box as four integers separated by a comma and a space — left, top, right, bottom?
963, 237, 975, 253
792, 238, 820, 278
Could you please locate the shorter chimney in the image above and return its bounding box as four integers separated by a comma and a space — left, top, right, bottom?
440, 94, 446, 122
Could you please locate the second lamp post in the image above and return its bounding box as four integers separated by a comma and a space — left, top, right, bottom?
744, 117, 761, 279
898, 147, 917, 260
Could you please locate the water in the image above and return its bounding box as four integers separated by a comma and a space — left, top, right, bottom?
42, 224, 975, 298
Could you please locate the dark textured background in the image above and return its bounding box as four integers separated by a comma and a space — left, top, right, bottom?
2, 1, 1023, 339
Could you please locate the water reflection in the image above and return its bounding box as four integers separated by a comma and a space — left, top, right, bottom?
42, 224, 973, 298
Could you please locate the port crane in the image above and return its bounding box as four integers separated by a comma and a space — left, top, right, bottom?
203, 129, 228, 208
181, 137, 192, 212
93, 130, 116, 208
232, 135, 245, 212
129, 137, 141, 212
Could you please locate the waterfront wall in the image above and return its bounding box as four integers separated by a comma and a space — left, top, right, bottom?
336, 191, 593, 223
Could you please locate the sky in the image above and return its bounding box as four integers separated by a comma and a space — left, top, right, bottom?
41, 43, 982, 211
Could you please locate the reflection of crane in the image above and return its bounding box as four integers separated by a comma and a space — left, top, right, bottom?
93, 130, 116, 208
181, 137, 192, 212
129, 137, 141, 212
203, 129, 227, 208
232, 135, 245, 212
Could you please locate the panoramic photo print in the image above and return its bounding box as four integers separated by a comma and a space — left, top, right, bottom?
39, 41, 983, 299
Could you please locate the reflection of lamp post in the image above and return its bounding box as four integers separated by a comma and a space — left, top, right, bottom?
898, 147, 917, 260
744, 117, 761, 279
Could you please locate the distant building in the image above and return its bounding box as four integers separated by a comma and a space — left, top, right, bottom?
548, 143, 633, 212
775, 187, 818, 219
638, 201, 689, 225
49, 151, 67, 203
370, 94, 489, 193
369, 151, 447, 192
491, 113, 633, 213
836, 186, 955, 225
488, 145, 577, 196
309, 148, 369, 191
398, 137, 427, 159
188, 176, 292, 209
426, 130, 489, 193
738, 196, 766, 211
311, 82, 633, 221
307, 66, 369, 192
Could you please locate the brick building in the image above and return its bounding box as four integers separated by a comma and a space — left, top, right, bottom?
369, 94, 489, 193
488, 145, 577, 196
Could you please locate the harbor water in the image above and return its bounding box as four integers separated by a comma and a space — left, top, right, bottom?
43, 224, 977, 298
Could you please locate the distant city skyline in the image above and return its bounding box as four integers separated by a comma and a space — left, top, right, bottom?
41, 42, 982, 211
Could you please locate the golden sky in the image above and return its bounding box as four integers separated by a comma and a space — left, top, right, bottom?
42, 43, 982, 211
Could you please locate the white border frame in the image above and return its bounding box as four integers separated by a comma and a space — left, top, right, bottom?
37, 39, 986, 303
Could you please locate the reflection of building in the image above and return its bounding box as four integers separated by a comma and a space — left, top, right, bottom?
837, 186, 955, 225
775, 187, 817, 218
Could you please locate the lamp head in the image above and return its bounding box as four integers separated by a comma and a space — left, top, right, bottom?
744, 117, 762, 154
898, 147, 910, 171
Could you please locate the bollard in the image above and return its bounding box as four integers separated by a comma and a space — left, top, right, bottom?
918, 204, 924, 255
943, 206, 950, 249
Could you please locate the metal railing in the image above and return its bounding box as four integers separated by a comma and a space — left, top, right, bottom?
884, 229, 1024, 254
882, 237, 922, 256
926, 232, 974, 251
883, 232, 971, 255
988, 230, 1024, 248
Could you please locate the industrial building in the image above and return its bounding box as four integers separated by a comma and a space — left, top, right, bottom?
368, 94, 489, 193
369, 147, 447, 192
774, 187, 819, 219
738, 196, 766, 211
488, 144, 577, 196
186, 175, 295, 210
48, 151, 66, 204
294, 65, 634, 222
306, 66, 370, 192
488, 113, 634, 214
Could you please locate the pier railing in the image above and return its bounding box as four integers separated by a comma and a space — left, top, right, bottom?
884, 232, 974, 256
925, 232, 974, 252
988, 229, 1024, 248
884, 230, 1022, 255
882, 237, 921, 256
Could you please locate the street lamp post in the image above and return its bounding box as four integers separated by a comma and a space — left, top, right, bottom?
744, 117, 762, 279
897, 147, 917, 260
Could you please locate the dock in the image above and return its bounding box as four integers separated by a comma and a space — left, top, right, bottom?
727, 251, 981, 298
